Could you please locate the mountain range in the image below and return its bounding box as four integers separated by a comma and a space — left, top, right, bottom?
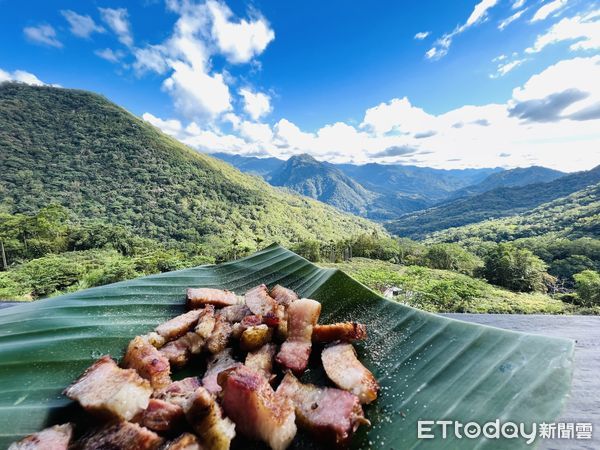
212, 152, 578, 222
0, 83, 380, 249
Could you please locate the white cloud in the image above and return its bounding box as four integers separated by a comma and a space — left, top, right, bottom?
239, 88, 272, 120
526, 9, 600, 53
498, 8, 527, 30
99, 7, 133, 47
207, 0, 275, 63
61, 10, 105, 38
361, 97, 435, 135
490, 58, 526, 77
414, 31, 430, 40
95, 48, 125, 63
530, 0, 568, 22
133, 45, 169, 74
426, 0, 499, 59
23, 24, 62, 48
0, 68, 60, 87
512, 0, 526, 9
142, 112, 183, 136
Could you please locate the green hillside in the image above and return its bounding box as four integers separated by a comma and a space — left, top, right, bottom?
0, 83, 382, 251
448, 166, 565, 200
269, 153, 379, 216
386, 165, 600, 239
428, 182, 600, 244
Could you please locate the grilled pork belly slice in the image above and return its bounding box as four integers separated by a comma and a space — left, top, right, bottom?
64, 355, 152, 421
186, 288, 239, 309
321, 343, 379, 404
78, 421, 163, 450
240, 324, 273, 351
219, 303, 251, 323
163, 433, 202, 450
202, 348, 241, 395
155, 309, 204, 340
185, 387, 236, 450
276, 299, 321, 375
154, 377, 201, 408
312, 322, 367, 343
244, 284, 278, 316
245, 343, 276, 382
159, 338, 190, 368
123, 336, 172, 390
8, 423, 73, 450
277, 372, 370, 447
218, 366, 297, 450
269, 285, 298, 307
142, 332, 166, 349
142, 399, 185, 432
205, 315, 232, 354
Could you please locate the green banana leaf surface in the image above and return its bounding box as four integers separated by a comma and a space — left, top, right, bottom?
0, 244, 574, 449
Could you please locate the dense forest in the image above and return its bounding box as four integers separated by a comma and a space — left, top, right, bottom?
0, 83, 380, 252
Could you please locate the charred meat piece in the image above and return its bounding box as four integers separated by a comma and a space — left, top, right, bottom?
185, 387, 236, 450
276, 299, 321, 375
64, 355, 152, 421
162, 433, 203, 450
244, 284, 278, 316
187, 288, 239, 309
321, 343, 379, 404
77, 421, 163, 450
155, 309, 204, 340
142, 398, 185, 432
202, 349, 241, 395
240, 324, 273, 351
312, 322, 367, 343
154, 377, 201, 408
218, 366, 297, 450
205, 315, 232, 354
219, 303, 251, 323
8, 423, 73, 450
245, 343, 277, 382
269, 285, 298, 307
123, 336, 172, 390
277, 372, 370, 447
159, 309, 217, 367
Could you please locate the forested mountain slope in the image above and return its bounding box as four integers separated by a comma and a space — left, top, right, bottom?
0, 83, 381, 249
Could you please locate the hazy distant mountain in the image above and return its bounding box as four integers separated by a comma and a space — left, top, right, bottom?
0, 83, 381, 245
268, 154, 379, 216
337, 163, 500, 201
386, 165, 600, 239
213, 152, 502, 219
212, 152, 283, 179
448, 166, 565, 200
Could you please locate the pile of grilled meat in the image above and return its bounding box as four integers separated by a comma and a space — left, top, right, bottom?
9, 284, 379, 450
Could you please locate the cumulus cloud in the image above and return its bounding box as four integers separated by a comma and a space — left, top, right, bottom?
23, 24, 62, 48
61, 10, 105, 38
371, 145, 418, 158
426, 0, 499, 59
526, 9, 600, 53
530, 0, 568, 22
207, 0, 275, 63
509, 88, 588, 121
239, 88, 272, 120
361, 97, 434, 135
99, 7, 133, 47
0, 68, 57, 86
414, 31, 430, 40
498, 8, 527, 30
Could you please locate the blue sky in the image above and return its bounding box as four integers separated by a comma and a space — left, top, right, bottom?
1, 0, 599, 171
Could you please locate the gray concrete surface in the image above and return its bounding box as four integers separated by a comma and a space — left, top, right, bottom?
443, 314, 599, 450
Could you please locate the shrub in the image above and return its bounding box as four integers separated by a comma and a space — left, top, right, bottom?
483, 243, 549, 292
574, 270, 600, 307
422, 243, 482, 276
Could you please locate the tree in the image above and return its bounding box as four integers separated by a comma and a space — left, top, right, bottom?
483, 243, 549, 292
423, 243, 483, 276
574, 270, 600, 306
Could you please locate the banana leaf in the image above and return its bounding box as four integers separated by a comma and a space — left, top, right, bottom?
0, 244, 573, 449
